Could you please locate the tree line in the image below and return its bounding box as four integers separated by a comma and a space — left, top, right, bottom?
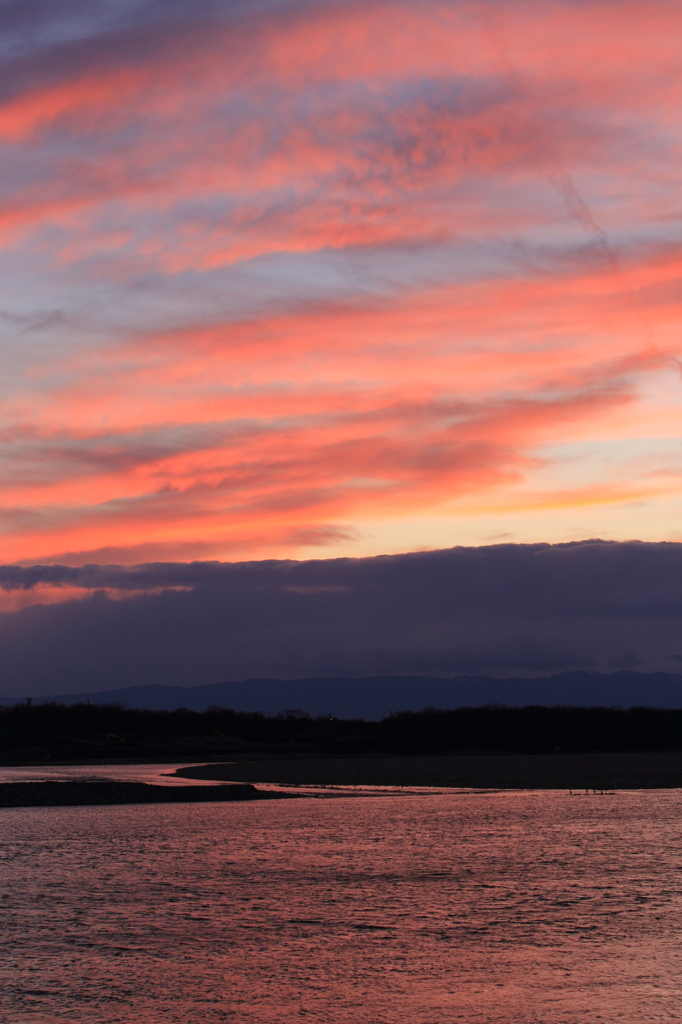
2, 700, 682, 755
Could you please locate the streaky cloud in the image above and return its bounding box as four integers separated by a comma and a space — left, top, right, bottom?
0, 0, 681, 562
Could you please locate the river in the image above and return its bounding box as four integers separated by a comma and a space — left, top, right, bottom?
2, 788, 681, 1022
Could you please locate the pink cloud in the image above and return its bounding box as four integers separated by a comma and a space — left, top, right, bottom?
1, 0, 681, 569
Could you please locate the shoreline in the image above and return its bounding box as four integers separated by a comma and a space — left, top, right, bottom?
174, 750, 682, 789
3, 750, 682, 805
0, 780, 302, 808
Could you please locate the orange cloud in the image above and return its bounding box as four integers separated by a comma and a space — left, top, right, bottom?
1, 0, 681, 571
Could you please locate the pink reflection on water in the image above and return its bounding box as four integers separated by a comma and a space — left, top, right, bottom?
2, 790, 682, 1022
0, 762, 229, 786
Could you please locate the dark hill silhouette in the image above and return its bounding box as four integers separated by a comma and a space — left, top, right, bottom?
4, 670, 682, 718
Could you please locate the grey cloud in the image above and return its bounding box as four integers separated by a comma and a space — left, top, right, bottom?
0, 0, 334, 91
1, 540, 682, 698
2, 539, 682, 613
0, 420, 262, 481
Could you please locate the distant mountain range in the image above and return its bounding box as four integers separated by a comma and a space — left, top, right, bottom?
4, 671, 682, 719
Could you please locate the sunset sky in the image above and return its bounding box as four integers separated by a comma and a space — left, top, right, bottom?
2, 0, 682, 644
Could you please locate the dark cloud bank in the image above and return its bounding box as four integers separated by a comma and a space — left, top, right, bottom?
2, 541, 682, 713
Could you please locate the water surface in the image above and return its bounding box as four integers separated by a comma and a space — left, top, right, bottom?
0, 762, 226, 786
2, 790, 681, 1022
